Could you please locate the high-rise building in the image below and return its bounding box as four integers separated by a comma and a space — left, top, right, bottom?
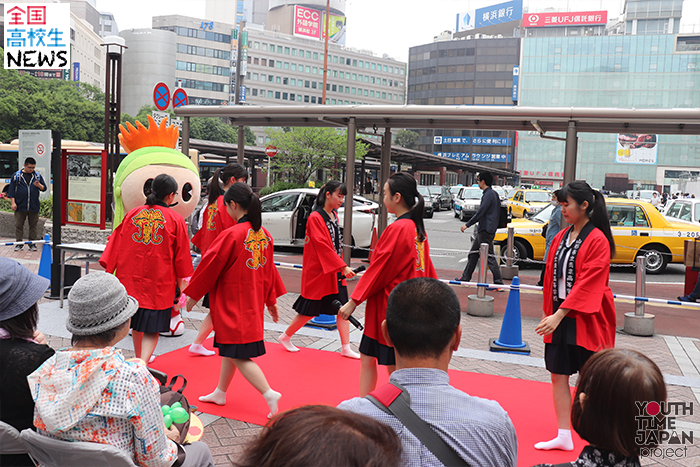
153, 15, 234, 106
99, 12, 119, 38
406, 37, 520, 174
623, 0, 683, 35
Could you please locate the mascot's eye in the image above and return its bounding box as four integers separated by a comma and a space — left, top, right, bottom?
182, 183, 193, 202
143, 178, 154, 197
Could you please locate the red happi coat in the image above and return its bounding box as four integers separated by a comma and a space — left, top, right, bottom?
351, 216, 438, 346
99, 203, 193, 310
191, 196, 236, 254
543, 226, 616, 352
184, 220, 286, 344
301, 209, 348, 300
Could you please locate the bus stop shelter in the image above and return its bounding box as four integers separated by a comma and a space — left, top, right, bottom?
174, 105, 700, 262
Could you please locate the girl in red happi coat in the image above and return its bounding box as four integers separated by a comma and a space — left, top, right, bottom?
185, 183, 286, 417
100, 174, 193, 365
339, 172, 437, 397
189, 163, 248, 356
534, 180, 617, 451
277, 180, 360, 359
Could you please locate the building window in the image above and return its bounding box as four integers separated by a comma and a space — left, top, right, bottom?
306, 51, 312, 58
261, 59, 267, 66
311, 96, 317, 103
313, 52, 319, 60
291, 78, 296, 86
262, 43, 268, 51
292, 48, 297, 56
252, 89, 258, 96
269, 60, 275, 67
305, 80, 310, 88
291, 64, 296, 71
268, 75, 274, 82
290, 93, 295, 100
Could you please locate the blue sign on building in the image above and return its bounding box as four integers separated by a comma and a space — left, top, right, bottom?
472, 137, 512, 146
72, 62, 79, 81
512, 66, 519, 102
434, 152, 470, 161
457, 0, 523, 31
434, 136, 471, 145
239, 85, 246, 103
471, 153, 511, 162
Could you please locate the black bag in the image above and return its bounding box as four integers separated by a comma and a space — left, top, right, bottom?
541, 223, 548, 238
498, 205, 509, 229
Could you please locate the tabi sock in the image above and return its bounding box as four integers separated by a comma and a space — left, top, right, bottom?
534, 429, 574, 451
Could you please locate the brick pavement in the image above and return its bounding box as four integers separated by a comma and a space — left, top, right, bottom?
3, 237, 700, 466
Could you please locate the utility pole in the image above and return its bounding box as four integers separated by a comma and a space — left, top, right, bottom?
321, 0, 330, 105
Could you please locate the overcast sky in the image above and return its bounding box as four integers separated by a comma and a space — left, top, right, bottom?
96, 0, 699, 62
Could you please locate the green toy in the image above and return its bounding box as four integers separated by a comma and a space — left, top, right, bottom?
162, 401, 190, 428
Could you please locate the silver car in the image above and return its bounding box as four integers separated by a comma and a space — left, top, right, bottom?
260, 188, 377, 248
453, 187, 483, 221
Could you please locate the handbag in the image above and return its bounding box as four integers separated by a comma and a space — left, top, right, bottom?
366, 382, 471, 467
159, 375, 191, 445
541, 223, 548, 238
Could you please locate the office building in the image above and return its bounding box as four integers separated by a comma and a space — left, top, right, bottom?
119, 29, 177, 117
99, 12, 118, 38
406, 36, 520, 176
153, 15, 234, 106
517, 32, 700, 191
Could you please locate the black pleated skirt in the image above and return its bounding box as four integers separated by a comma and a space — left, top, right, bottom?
214, 339, 266, 359
544, 343, 595, 375
359, 335, 396, 366
130, 307, 171, 333
293, 283, 349, 317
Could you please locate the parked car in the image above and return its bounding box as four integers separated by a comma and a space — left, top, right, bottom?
260, 189, 377, 248
507, 189, 551, 218
494, 199, 700, 274
453, 187, 483, 221
416, 185, 435, 218
419, 185, 452, 212
664, 198, 700, 224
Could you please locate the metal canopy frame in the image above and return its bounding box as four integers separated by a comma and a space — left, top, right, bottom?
175, 104, 700, 263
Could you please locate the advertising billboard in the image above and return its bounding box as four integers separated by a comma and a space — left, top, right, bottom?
523, 11, 607, 28
4, 3, 70, 69
322, 13, 347, 45
616, 134, 658, 165
294, 5, 322, 39
456, 0, 523, 32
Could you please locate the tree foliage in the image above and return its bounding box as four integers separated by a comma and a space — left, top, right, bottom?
394, 129, 420, 149
0, 48, 106, 142
265, 127, 368, 185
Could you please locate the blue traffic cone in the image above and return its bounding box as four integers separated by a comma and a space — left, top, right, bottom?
38, 234, 52, 281
489, 276, 530, 354
307, 314, 338, 330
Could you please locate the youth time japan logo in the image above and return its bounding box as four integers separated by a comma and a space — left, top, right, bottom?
636, 401, 693, 460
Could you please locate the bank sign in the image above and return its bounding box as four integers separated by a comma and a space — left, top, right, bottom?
4, 3, 70, 70
456, 0, 522, 32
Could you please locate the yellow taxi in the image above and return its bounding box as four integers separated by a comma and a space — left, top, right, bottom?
507, 189, 552, 218
494, 199, 700, 274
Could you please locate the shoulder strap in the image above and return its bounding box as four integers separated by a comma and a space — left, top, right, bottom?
367, 382, 471, 467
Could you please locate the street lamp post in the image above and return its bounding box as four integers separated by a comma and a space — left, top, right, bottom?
101, 36, 126, 223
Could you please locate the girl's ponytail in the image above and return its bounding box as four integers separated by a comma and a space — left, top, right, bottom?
387, 173, 426, 242
591, 190, 615, 258
145, 173, 178, 206
207, 167, 224, 204
224, 182, 262, 231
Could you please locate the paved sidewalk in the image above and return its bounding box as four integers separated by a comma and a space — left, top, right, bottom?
4, 239, 700, 466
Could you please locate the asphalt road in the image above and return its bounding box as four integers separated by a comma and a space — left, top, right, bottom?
426, 207, 687, 285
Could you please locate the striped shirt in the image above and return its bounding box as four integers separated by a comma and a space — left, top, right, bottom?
338, 368, 518, 467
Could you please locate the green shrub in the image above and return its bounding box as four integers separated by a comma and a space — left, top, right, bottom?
0, 196, 53, 219
258, 181, 306, 197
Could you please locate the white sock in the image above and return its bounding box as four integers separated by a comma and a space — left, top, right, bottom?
534, 429, 574, 451
263, 389, 281, 418
340, 344, 360, 359
199, 388, 226, 406
277, 333, 300, 352
189, 343, 216, 356
148, 355, 156, 364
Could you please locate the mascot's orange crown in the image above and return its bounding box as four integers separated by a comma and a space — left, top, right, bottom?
118, 115, 179, 153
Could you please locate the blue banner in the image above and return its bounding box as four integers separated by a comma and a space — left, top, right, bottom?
457, 0, 523, 31
512, 66, 519, 102
434, 152, 470, 161
72, 61, 79, 81
471, 153, 511, 162
471, 137, 512, 146
434, 136, 470, 145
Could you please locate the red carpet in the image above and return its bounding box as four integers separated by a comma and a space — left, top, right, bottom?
152, 339, 584, 466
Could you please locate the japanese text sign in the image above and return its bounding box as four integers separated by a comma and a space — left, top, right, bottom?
4, 3, 70, 69
523, 11, 607, 28
456, 0, 522, 32
294, 5, 321, 39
